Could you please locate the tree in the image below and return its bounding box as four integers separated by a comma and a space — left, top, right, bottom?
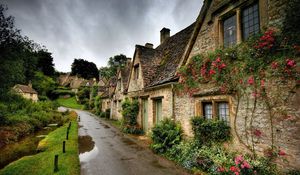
0, 4, 26, 99
71, 58, 99, 80
32, 71, 56, 96
36, 50, 55, 77
99, 54, 130, 79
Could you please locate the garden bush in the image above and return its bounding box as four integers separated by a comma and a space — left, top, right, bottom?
150, 118, 182, 154
121, 98, 142, 134
191, 117, 231, 145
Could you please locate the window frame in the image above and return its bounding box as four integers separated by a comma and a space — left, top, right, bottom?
133, 64, 139, 80
153, 98, 162, 124
242, 2, 260, 40
197, 99, 230, 123
219, 1, 260, 47
223, 14, 237, 48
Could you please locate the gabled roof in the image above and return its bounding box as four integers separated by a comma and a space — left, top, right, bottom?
14, 84, 37, 94
120, 62, 132, 92
136, 46, 157, 87
147, 23, 196, 87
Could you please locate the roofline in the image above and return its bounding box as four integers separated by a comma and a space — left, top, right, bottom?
144, 82, 178, 92
177, 0, 212, 69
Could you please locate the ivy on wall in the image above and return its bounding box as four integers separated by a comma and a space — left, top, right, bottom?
177, 29, 299, 158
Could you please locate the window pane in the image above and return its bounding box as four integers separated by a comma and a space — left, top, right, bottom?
223, 15, 237, 48
218, 102, 229, 122
242, 3, 260, 40
155, 99, 162, 123
203, 102, 213, 119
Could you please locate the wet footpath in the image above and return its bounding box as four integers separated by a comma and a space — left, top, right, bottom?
76, 110, 190, 175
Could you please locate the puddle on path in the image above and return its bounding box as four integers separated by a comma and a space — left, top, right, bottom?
79, 135, 98, 163
78, 135, 95, 154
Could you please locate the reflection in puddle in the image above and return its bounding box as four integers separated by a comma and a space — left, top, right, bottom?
78, 135, 95, 154
79, 145, 98, 162
79, 135, 98, 162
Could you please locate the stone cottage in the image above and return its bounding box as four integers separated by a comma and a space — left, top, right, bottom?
100, 76, 117, 115
13, 83, 38, 102
176, 0, 300, 169
111, 61, 132, 120
126, 23, 195, 133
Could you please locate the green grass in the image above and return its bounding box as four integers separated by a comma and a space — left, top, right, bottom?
56, 97, 83, 109
0, 120, 80, 175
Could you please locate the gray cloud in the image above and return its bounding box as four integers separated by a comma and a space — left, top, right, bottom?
1, 0, 202, 72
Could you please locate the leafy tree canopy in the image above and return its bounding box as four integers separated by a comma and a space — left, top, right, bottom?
71, 58, 99, 80
99, 54, 130, 79
0, 4, 56, 100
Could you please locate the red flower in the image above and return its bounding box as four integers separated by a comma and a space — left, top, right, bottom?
260, 79, 265, 88
230, 166, 240, 172
216, 57, 221, 63
286, 59, 296, 68
235, 155, 244, 165
253, 129, 262, 137
219, 63, 227, 69
209, 69, 216, 75
278, 149, 286, 156
241, 161, 251, 169
248, 76, 254, 85
217, 167, 225, 172
271, 61, 279, 69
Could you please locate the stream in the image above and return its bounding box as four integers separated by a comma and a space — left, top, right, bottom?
0, 126, 56, 169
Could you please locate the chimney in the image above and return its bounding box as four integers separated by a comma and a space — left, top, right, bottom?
145, 43, 153, 49
160, 28, 170, 44
28, 81, 32, 88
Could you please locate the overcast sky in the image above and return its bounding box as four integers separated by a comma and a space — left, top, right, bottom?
1, 0, 202, 72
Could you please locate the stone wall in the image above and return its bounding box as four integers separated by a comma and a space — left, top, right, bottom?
139, 85, 174, 134
182, 0, 299, 169
127, 52, 144, 93
174, 93, 195, 137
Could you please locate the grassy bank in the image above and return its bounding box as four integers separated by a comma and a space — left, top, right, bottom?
56, 96, 83, 109
0, 112, 80, 175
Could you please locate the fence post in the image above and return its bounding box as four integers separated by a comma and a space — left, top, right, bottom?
54, 155, 58, 172
66, 130, 69, 140
68, 122, 71, 129
63, 141, 66, 153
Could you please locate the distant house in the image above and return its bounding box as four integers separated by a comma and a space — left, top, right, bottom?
100, 76, 117, 115
13, 83, 38, 102
111, 61, 132, 120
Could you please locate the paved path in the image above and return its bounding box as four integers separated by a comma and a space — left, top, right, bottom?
76, 110, 189, 175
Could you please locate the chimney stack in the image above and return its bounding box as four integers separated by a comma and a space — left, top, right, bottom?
28, 81, 32, 88
145, 43, 153, 49
160, 28, 170, 44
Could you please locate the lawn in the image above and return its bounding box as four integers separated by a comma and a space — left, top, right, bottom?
56, 96, 83, 109
0, 114, 80, 175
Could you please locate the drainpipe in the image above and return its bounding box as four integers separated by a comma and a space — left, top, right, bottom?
171, 84, 175, 120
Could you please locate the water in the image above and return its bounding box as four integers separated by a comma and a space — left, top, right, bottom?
0, 127, 55, 169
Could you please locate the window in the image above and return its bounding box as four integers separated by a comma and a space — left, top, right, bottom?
223, 14, 237, 48
154, 99, 162, 124
217, 102, 229, 121
242, 3, 259, 39
198, 100, 230, 122
203, 102, 213, 119
221, 2, 260, 47
134, 64, 139, 80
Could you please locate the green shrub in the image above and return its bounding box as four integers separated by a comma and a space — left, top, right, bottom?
191, 117, 231, 145
122, 125, 143, 135
121, 98, 141, 135
121, 98, 139, 126
150, 118, 182, 154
